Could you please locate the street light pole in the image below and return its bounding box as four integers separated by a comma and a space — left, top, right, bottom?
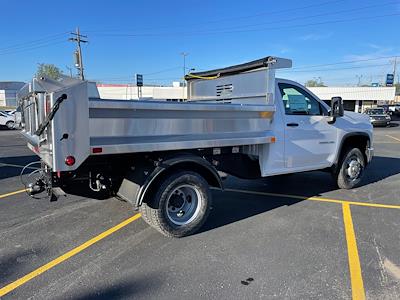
356, 75, 363, 86
181, 52, 188, 100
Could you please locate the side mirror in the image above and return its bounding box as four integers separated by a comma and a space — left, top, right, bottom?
328, 96, 344, 124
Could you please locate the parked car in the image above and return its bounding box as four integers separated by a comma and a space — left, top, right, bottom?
13, 107, 22, 129
364, 108, 391, 127
5, 109, 16, 115
388, 105, 400, 116
0, 111, 15, 129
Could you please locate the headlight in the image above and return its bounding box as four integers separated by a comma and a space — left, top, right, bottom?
385, 116, 391, 120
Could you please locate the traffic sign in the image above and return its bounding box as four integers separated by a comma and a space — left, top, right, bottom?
136, 74, 143, 87
386, 74, 394, 86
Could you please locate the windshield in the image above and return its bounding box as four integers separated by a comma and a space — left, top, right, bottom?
366, 109, 384, 115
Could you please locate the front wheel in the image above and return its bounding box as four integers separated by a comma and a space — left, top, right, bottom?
140, 171, 212, 238
334, 148, 365, 189
6, 121, 14, 129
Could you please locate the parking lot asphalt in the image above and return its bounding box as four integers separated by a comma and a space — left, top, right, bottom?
0, 123, 399, 299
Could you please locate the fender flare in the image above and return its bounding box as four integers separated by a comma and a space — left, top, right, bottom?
117, 154, 223, 208
333, 132, 371, 167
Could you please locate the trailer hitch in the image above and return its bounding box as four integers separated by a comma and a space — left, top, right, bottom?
27, 178, 47, 196
20, 161, 53, 200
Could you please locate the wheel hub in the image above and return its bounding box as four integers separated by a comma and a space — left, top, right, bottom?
166, 185, 202, 226
169, 194, 185, 210
346, 159, 362, 180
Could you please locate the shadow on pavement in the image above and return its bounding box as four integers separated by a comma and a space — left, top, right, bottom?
201, 155, 400, 234
0, 155, 38, 180
0, 248, 45, 286
362, 156, 400, 185
73, 273, 163, 300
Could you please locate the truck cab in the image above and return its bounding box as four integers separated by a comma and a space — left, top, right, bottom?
270, 78, 372, 176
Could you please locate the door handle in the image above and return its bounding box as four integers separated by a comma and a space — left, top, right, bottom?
286, 123, 299, 127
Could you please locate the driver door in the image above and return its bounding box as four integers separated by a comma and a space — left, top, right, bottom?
279, 83, 338, 171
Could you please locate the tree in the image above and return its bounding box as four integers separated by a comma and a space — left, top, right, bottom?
36, 63, 63, 80
305, 79, 326, 87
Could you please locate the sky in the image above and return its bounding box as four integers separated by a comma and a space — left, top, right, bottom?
0, 0, 399, 86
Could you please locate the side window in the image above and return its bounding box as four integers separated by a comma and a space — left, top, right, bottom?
279, 83, 322, 115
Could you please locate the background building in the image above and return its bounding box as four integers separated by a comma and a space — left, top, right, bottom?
0, 82, 25, 107
308, 86, 396, 112
96, 83, 186, 101
1, 81, 396, 112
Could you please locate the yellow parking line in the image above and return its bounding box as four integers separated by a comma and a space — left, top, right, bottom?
224, 188, 400, 210
0, 213, 142, 297
0, 189, 26, 199
342, 203, 365, 300
386, 135, 400, 143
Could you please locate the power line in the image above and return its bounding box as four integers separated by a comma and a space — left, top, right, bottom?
93, 67, 182, 82
89, 12, 400, 38
0, 40, 67, 56
173, 0, 399, 33
283, 63, 392, 73
143, 66, 181, 76
83, 0, 346, 34
194, 12, 400, 36
291, 56, 399, 70
0, 32, 69, 52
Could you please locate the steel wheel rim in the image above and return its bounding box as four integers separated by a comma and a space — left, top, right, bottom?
345, 155, 363, 181
6, 121, 14, 129
166, 184, 202, 226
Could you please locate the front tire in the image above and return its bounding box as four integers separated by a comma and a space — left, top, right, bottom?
140, 171, 212, 238
6, 121, 14, 129
334, 148, 365, 189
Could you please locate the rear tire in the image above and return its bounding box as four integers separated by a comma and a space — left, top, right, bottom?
334, 148, 365, 189
139, 171, 211, 238
6, 121, 14, 129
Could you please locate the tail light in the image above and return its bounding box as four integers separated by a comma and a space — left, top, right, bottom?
65, 156, 75, 166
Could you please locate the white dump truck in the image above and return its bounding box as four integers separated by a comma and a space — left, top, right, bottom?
18, 56, 373, 237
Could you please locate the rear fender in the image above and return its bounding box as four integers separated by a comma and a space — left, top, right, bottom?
117, 154, 222, 209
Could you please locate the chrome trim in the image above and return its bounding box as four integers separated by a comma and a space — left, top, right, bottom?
366, 147, 374, 163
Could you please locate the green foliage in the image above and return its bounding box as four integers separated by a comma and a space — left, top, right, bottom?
305, 79, 326, 87
36, 63, 63, 80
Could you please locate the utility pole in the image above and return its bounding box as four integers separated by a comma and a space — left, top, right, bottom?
356, 75, 363, 86
66, 66, 73, 77
393, 57, 398, 83
181, 52, 188, 100
69, 27, 88, 80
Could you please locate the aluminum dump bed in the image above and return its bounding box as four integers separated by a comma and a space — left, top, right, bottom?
18, 56, 291, 172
